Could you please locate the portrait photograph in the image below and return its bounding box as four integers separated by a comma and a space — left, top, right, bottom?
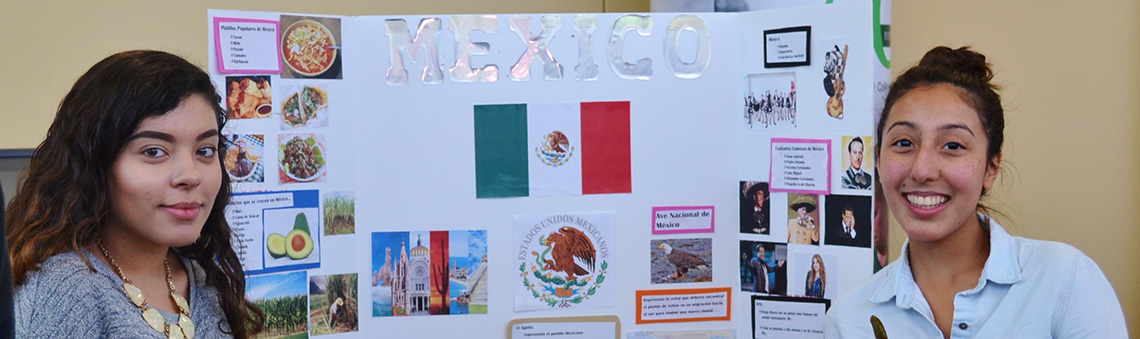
786, 194, 820, 245
740, 181, 771, 235
787, 251, 837, 300
739, 240, 787, 295
823, 194, 872, 248
838, 135, 873, 192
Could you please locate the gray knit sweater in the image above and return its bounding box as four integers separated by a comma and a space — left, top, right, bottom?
15, 249, 232, 338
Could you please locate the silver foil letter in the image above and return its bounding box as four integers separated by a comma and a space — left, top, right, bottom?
449, 15, 500, 83
608, 15, 653, 80
383, 18, 444, 85
664, 15, 711, 79
509, 15, 563, 81
573, 14, 599, 81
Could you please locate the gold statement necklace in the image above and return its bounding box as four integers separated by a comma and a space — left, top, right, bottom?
98, 241, 196, 339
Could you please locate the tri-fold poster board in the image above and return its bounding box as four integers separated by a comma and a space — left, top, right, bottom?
210, 2, 887, 338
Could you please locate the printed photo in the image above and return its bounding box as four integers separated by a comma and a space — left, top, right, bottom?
279, 84, 329, 130
280, 15, 343, 79
740, 181, 771, 235
406, 231, 432, 316
446, 230, 489, 315
822, 42, 849, 120
322, 191, 355, 236
247, 271, 308, 339
744, 72, 797, 129
788, 252, 838, 300
651, 238, 712, 284
429, 231, 450, 315
371, 230, 488, 317
839, 136, 873, 191
263, 208, 320, 270
224, 75, 272, 119
739, 240, 787, 295
224, 134, 264, 183
309, 273, 359, 335
278, 133, 327, 184
786, 194, 820, 245
823, 194, 872, 248
370, 231, 408, 317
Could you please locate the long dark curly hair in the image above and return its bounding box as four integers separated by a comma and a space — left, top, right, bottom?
6, 50, 264, 338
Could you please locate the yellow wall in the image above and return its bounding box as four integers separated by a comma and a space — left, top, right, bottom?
1, 0, 1134, 334
889, 1, 1140, 335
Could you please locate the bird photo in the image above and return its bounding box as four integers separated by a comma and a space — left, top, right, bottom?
651, 238, 712, 284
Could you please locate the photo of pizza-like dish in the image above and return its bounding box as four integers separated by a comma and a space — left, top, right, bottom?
225, 76, 271, 119
281, 85, 328, 128
282, 20, 336, 77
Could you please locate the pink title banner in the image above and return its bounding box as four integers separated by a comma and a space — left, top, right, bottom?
769, 138, 831, 195
214, 17, 282, 74
651, 206, 715, 234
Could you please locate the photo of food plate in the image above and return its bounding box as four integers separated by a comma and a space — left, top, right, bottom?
224, 134, 264, 183
280, 15, 342, 79
280, 84, 328, 129
278, 133, 327, 183
282, 20, 335, 76
225, 75, 272, 119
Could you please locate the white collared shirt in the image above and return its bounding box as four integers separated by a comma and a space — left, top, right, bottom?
824, 215, 1127, 338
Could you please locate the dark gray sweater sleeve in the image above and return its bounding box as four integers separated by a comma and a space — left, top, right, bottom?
15, 252, 232, 338
15, 255, 110, 338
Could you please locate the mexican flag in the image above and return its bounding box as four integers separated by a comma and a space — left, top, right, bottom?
474, 101, 631, 198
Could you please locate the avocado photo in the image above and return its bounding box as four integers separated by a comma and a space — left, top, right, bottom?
287, 228, 314, 259
293, 212, 311, 233
267, 232, 288, 258
287, 212, 314, 259
266, 211, 316, 261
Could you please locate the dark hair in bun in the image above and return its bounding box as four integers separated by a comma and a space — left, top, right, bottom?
876, 46, 1004, 168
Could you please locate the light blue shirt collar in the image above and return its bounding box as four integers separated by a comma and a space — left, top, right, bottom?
868, 214, 1023, 307
824, 213, 1127, 338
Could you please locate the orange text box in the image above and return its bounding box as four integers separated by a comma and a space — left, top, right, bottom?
636, 287, 731, 324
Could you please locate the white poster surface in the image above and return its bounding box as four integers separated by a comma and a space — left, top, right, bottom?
205, 2, 879, 337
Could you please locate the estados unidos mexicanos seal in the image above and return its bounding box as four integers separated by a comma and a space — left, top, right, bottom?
518, 215, 609, 308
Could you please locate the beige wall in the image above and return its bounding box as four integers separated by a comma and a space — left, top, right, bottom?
1, 0, 1134, 334
889, 1, 1140, 335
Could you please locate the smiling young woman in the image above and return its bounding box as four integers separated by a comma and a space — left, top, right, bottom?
6, 51, 263, 338
823, 47, 1127, 338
